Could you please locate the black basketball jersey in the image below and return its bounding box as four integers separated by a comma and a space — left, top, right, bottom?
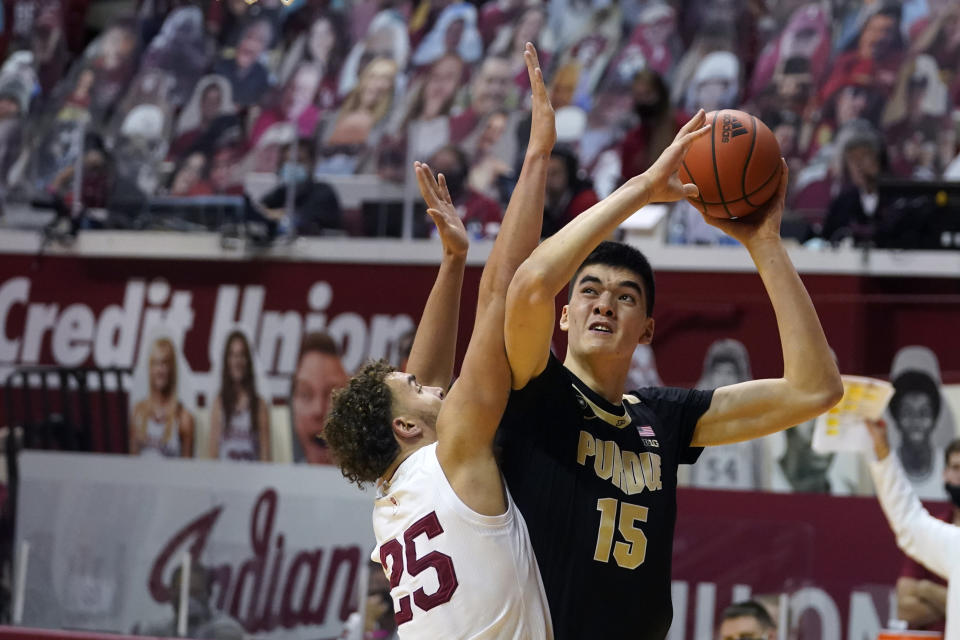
497, 354, 713, 640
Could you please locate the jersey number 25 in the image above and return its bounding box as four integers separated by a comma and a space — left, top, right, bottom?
379, 511, 460, 625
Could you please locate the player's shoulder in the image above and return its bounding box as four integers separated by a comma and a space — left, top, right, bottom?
626, 386, 714, 414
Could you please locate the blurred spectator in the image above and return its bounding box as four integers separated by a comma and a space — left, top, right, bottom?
819, 129, 893, 246
135, 564, 244, 639
0, 78, 27, 196
883, 54, 953, 179
338, 8, 409, 98
170, 75, 236, 159
465, 109, 512, 201
46, 133, 115, 230
620, 70, 678, 180
277, 11, 344, 111
626, 344, 662, 390
820, 3, 904, 103
478, 0, 526, 47
808, 81, 885, 159
488, 5, 552, 85
449, 56, 516, 143
683, 50, 740, 115
542, 145, 597, 238
376, 53, 466, 183
611, 3, 680, 83
209, 330, 272, 462
290, 331, 347, 464
213, 17, 275, 107
556, 7, 626, 106
81, 21, 139, 122
689, 339, 765, 490
56, 67, 96, 123
748, 4, 830, 106
130, 337, 196, 458
250, 140, 343, 237
20, 0, 67, 94
670, 22, 737, 108
319, 57, 398, 173
250, 63, 323, 145
895, 438, 960, 632
243, 121, 295, 174
167, 152, 212, 197
411, 2, 483, 67
113, 103, 170, 197
141, 6, 211, 106
208, 143, 244, 195
718, 600, 777, 640
427, 144, 502, 239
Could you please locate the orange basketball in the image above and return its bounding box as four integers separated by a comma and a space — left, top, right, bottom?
679, 109, 782, 219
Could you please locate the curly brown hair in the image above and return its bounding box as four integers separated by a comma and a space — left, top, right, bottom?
324, 360, 400, 487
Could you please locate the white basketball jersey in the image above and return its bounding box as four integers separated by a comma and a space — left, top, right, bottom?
371, 443, 552, 640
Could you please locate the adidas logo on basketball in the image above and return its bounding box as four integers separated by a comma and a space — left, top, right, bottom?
720, 113, 749, 143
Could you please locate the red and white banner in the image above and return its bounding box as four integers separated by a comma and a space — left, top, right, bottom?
14, 452, 375, 639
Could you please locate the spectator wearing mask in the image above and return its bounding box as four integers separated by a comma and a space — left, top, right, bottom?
718, 601, 777, 640
896, 439, 960, 633
250, 140, 342, 237
542, 145, 598, 238
620, 69, 679, 180
290, 332, 348, 465
425, 144, 502, 239
866, 419, 960, 640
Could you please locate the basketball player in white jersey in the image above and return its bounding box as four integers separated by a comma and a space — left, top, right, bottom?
324, 44, 555, 639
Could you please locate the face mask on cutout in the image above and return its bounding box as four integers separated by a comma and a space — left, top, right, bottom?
280, 162, 308, 184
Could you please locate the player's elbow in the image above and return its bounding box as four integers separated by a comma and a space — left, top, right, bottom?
819, 373, 845, 411
508, 261, 555, 306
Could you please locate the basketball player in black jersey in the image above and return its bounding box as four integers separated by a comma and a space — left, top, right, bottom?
498, 113, 844, 639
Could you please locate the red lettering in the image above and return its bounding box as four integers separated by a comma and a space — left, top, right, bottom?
148, 505, 223, 602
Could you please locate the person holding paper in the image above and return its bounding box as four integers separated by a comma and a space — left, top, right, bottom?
866, 419, 960, 640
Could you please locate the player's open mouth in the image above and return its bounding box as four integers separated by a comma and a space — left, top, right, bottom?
589, 322, 613, 333
312, 433, 328, 448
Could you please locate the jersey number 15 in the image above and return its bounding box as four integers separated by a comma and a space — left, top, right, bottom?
594, 498, 648, 569
379, 511, 460, 625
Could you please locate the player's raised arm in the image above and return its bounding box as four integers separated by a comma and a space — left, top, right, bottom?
690, 162, 843, 446
504, 111, 711, 389
403, 161, 469, 391
436, 43, 554, 467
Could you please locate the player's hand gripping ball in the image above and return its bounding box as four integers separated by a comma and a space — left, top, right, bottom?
679, 109, 782, 219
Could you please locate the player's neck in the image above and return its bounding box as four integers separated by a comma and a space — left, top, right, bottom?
952, 506, 960, 526
380, 440, 429, 487
563, 351, 630, 405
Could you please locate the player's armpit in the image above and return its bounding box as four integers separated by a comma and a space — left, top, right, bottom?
504, 266, 555, 389
691, 378, 840, 446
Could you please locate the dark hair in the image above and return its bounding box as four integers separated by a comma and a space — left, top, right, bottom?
297, 331, 340, 368
945, 439, 960, 466
325, 360, 400, 487
721, 600, 775, 630
284, 138, 316, 164
889, 370, 941, 422
220, 330, 261, 439
568, 241, 656, 316
551, 144, 589, 192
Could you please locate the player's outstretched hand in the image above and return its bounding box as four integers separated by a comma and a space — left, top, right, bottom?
697, 158, 788, 249
636, 109, 711, 204
524, 42, 555, 156
416, 161, 468, 259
